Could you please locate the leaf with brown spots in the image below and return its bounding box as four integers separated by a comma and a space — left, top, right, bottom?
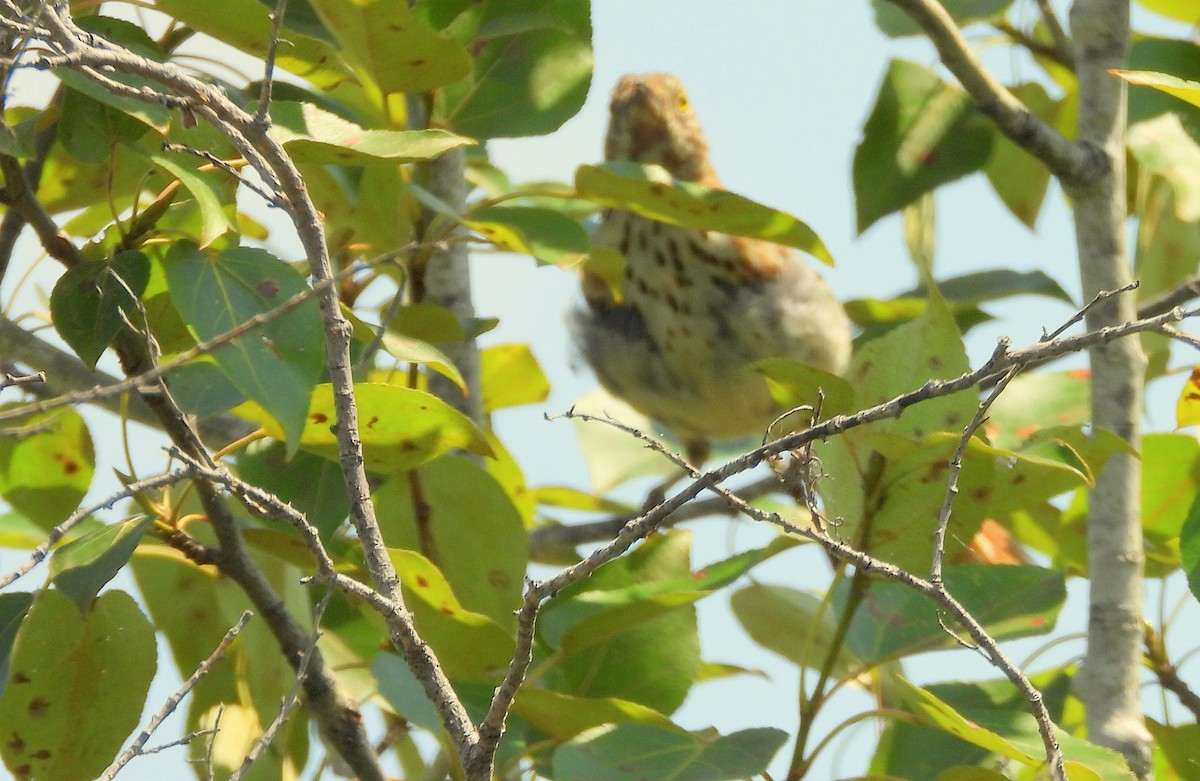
0, 590, 155, 781
165, 243, 323, 453
386, 549, 513, 681
834, 564, 1064, 663
375, 456, 525, 624
307, 0, 470, 94
0, 407, 94, 531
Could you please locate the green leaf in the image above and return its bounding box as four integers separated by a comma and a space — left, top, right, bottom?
1120, 68, 1200, 110
1141, 433, 1200, 569
1147, 718, 1200, 780
983, 83, 1057, 228
576, 162, 835, 264
464, 205, 589, 266
534, 485, 632, 514
752, 359, 857, 419
731, 583, 862, 677
346, 306, 466, 391
0, 593, 33, 698
237, 441, 350, 540
907, 269, 1074, 306
57, 88, 154, 165
541, 532, 701, 713
154, 0, 351, 89
375, 455, 524, 623
49, 516, 155, 611
1184, 490, 1200, 602
36, 140, 149, 216
846, 290, 974, 440
165, 243, 324, 451
0, 590, 156, 781
895, 676, 1041, 764
872, 0, 1013, 36
480, 343, 550, 411
553, 724, 788, 781
571, 388, 680, 493
0, 408, 94, 530
990, 425, 1130, 507
166, 357, 247, 419
897, 674, 1133, 779
268, 102, 474, 164
1135, 0, 1200, 23
854, 59, 993, 233
862, 434, 995, 570
129, 546, 311, 774
873, 668, 1131, 778
243, 383, 493, 471
389, 302, 468, 342
143, 150, 235, 248
50, 250, 151, 368
836, 565, 1064, 663
372, 652, 443, 731
310, 0, 471, 96
437, 0, 593, 139
482, 430, 536, 528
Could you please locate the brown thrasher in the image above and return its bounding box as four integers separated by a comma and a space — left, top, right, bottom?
570, 73, 853, 464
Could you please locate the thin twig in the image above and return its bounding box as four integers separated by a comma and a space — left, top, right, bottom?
161, 142, 282, 207
101, 611, 253, 781
929, 341, 1017, 585
1034, 0, 1073, 66
1138, 276, 1200, 319
1144, 622, 1200, 720
254, 0, 288, 127
230, 588, 330, 781
0, 369, 43, 389
1045, 282, 1137, 341
0, 467, 196, 590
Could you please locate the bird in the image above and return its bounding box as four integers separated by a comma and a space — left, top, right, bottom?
569, 73, 853, 465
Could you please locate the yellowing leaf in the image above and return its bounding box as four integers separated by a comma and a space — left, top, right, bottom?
388, 548, 513, 680
481, 344, 550, 411
268, 102, 474, 165
1112, 69, 1200, 110
1176, 367, 1200, 429
242, 383, 492, 472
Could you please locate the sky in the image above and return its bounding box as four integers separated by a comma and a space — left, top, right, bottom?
1, 1, 1196, 779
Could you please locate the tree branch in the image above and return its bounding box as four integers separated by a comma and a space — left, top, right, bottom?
1066, 0, 1152, 773
883, 0, 1100, 184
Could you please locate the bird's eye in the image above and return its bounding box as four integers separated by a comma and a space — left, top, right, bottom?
676, 92, 690, 112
